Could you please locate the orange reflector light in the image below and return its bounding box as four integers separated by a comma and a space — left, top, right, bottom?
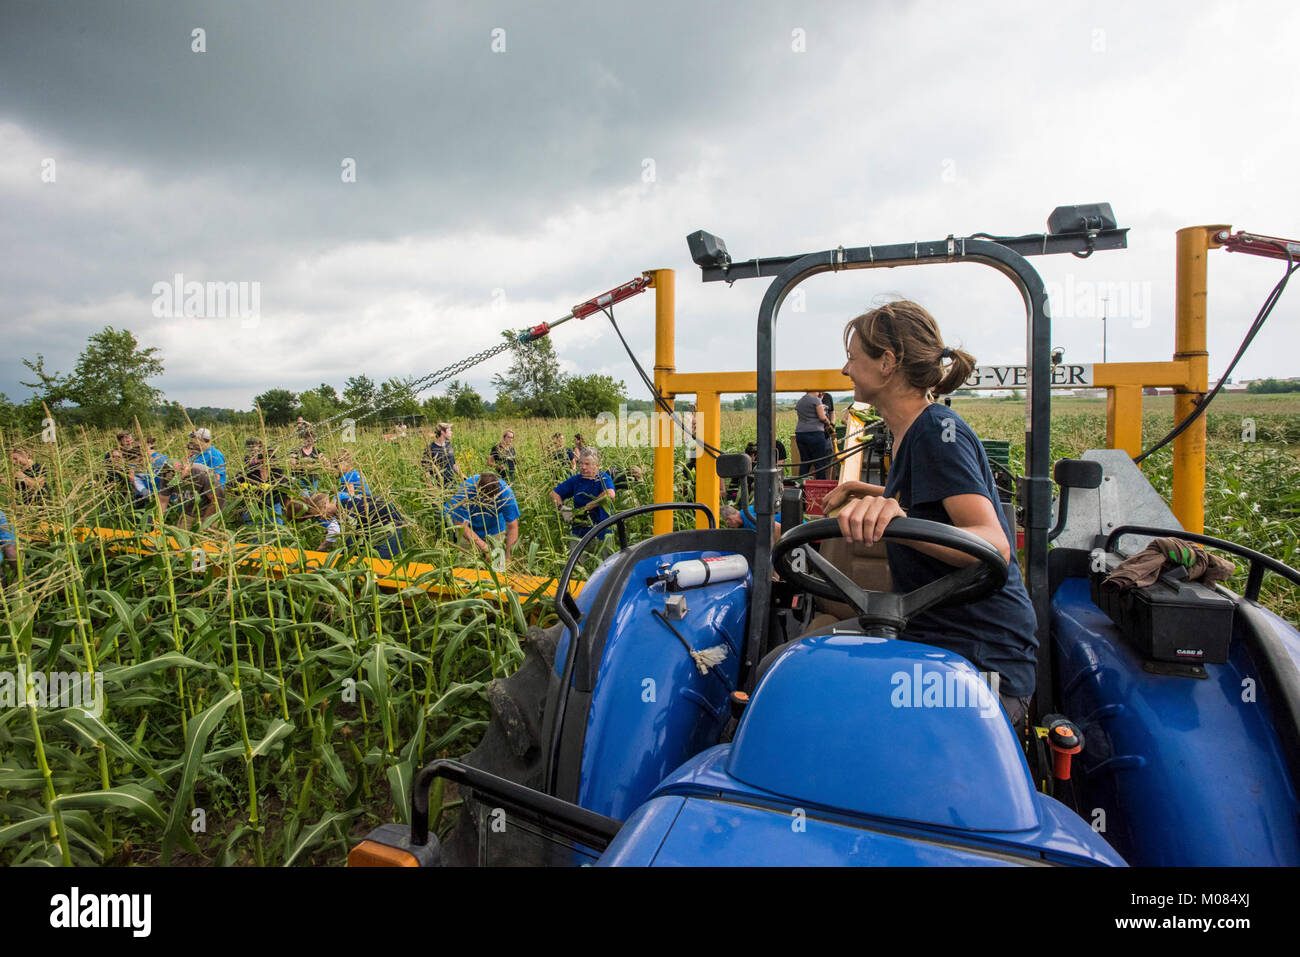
348, 840, 420, 867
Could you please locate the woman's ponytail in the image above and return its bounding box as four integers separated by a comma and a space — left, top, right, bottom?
936, 346, 976, 397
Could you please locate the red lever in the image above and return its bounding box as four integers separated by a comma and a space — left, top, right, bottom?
1046, 719, 1083, 780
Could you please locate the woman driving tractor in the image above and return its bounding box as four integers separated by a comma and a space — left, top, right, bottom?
821, 299, 1038, 726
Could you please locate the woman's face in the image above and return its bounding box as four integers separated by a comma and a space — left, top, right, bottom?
578, 456, 599, 479
842, 332, 890, 403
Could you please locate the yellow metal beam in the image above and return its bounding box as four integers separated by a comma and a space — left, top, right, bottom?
651, 268, 676, 534
1170, 226, 1225, 533
1105, 385, 1145, 458
1093, 361, 1191, 389
665, 369, 854, 394
694, 391, 722, 528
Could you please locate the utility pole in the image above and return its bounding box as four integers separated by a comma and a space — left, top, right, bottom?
1101, 294, 1110, 363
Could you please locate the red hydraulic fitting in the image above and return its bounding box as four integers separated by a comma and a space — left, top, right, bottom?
1043, 715, 1083, 781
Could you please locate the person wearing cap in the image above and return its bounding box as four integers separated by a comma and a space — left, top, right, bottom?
189, 428, 227, 486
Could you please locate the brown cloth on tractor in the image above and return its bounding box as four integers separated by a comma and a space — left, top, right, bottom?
1103, 537, 1235, 591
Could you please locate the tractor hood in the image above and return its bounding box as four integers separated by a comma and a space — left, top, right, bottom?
727, 634, 1041, 832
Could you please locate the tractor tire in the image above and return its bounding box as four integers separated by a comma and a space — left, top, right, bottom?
439, 621, 564, 866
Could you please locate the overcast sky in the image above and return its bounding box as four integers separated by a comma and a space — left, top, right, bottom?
3, 0, 1299, 412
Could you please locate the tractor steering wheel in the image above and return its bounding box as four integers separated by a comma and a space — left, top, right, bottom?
771, 517, 1009, 636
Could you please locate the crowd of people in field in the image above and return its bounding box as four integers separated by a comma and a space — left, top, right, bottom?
1, 420, 662, 570
1, 392, 855, 573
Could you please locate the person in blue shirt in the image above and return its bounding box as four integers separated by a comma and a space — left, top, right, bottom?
333, 451, 403, 559
145, 437, 169, 475
335, 450, 372, 503
139, 436, 179, 510
189, 428, 227, 486
0, 508, 17, 565
820, 299, 1039, 727
551, 447, 615, 539
721, 503, 758, 530
443, 472, 521, 561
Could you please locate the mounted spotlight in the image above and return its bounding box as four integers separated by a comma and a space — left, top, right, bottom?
1047, 203, 1118, 235
1051, 346, 1065, 366
687, 230, 731, 270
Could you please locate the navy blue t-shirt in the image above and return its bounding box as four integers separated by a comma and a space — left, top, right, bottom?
423, 441, 456, 484
883, 404, 1038, 697
554, 472, 615, 538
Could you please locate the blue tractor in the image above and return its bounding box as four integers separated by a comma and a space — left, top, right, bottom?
351, 206, 1300, 867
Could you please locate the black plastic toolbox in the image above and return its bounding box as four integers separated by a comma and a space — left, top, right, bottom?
1090, 559, 1235, 665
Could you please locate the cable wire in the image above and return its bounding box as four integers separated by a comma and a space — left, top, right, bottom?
1134, 247, 1297, 463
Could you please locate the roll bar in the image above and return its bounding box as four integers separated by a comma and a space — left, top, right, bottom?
693, 214, 1129, 716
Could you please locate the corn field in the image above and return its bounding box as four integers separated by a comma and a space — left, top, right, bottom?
1, 396, 1297, 865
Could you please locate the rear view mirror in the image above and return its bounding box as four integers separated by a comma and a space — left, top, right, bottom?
715, 453, 752, 480
1054, 458, 1103, 490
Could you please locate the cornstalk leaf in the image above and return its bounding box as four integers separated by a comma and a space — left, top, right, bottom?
0, 814, 55, 849
103, 652, 214, 685
386, 762, 413, 826
53, 784, 167, 828
162, 688, 241, 864
319, 742, 351, 793
250, 718, 294, 759
89, 588, 139, 643
283, 810, 357, 867
44, 707, 167, 788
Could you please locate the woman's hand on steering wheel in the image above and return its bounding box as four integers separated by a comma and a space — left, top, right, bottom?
833, 493, 905, 548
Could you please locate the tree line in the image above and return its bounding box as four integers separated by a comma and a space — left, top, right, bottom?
1, 326, 632, 432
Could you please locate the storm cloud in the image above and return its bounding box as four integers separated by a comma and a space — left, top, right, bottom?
2, 0, 1298, 410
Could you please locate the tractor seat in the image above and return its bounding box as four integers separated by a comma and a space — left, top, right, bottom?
798, 537, 892, 637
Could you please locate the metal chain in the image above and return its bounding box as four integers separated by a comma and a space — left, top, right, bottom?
263, 338, 517, 453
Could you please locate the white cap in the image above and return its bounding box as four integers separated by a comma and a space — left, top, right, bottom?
193, 427, 212, 442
